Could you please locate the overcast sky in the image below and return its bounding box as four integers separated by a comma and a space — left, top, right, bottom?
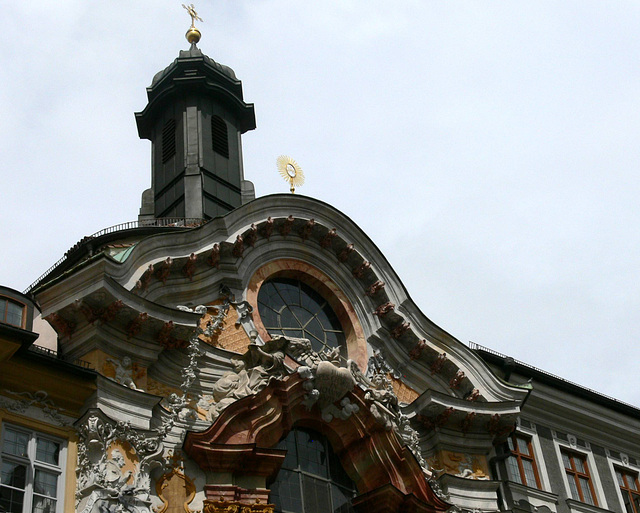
1, 2, 639, 406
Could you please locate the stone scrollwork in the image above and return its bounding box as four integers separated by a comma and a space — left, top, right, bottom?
76, 412, 164, 513
361, 351, 433, 478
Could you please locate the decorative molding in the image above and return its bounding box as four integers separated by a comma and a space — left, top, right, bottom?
156, 257, 173, 284
232, 235, 244, 258
300, 218, 315, 240
352, 260, 371, 278
244, 223, 258, 248
319, 228, 337, 248
279, 215, 294, 237
182, 253, 198, 281
0, 390, 71, 426
261, 217, 274, 240
365, 279, 385, 297
208, 243, 221, 269
337, 243, 354, 262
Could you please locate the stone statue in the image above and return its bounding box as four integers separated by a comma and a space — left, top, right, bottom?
107, 356, 139, 390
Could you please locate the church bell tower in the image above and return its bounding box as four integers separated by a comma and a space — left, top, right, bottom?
135, 11, 256, 221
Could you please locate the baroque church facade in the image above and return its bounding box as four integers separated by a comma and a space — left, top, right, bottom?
1, 20, 640, 513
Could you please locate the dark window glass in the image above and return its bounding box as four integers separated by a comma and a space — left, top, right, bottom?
1, 298, 25, 328
269, 429, 355, 513
161, 118, 176, 164
211, 116, 229, 158
1, 427, 63, 513
258, 278, 346, 357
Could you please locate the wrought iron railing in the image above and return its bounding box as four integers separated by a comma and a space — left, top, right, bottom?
24, 218, 206, 293
28, 344, 93, 369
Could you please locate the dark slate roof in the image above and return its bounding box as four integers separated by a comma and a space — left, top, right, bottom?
151, 43, 236, 87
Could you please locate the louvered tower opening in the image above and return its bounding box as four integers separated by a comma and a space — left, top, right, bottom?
161, 119, 177, 163
211, 115, 229, 158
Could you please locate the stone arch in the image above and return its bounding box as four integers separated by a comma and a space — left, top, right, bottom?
184, 373, 449, 513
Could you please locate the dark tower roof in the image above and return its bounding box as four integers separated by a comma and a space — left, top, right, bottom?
135, 42, 257, 222
135, 44, 256, 138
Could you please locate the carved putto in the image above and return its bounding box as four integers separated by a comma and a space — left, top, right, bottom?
106, 356, 140, 390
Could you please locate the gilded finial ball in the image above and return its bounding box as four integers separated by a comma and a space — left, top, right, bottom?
186, 27, 201, 44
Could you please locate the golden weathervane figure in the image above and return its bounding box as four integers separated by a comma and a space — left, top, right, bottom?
182, 4, 203, 44
277, 156, 305, 194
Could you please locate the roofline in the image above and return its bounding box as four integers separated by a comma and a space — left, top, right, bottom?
469, 342, 640, 418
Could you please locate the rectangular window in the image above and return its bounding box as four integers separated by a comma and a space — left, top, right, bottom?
562, 450, 597, 506
0, 298, 25, 328
505, 434, 541, 489
0, 425, 64, 513
617, 468, 640, 513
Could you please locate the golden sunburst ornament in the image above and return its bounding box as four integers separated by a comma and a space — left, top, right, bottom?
277, 155, 304, 194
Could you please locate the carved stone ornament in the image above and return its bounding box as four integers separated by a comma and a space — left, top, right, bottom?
76, 411, 165, 513
279, 215, 294, 237
201, 337, 288, 422
244, 223, 258, 247
182, 253, 198, 281
291, 343, 432, 478
208, 243, 221, 269
319, 228, 337, 248
262, 217, 274, 240
365, 280, 385, 297
232, 235, 244, 258
0, 390, 71, 426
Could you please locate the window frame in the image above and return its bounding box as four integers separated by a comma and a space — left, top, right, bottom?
505, 432, 542, 489
616, 467, 640, 513
561, 448, 598, 506
0, 423, 66, 513
0, 296, 26, 329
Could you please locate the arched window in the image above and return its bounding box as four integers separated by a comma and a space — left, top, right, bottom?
257, 278, 346, 356
269, 428, 355, 513
211, 115, 229, 158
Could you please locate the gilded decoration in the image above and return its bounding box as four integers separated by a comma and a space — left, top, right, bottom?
203, 497, 274, 513
428, 451, 490, 480
154, 452, 197, 513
